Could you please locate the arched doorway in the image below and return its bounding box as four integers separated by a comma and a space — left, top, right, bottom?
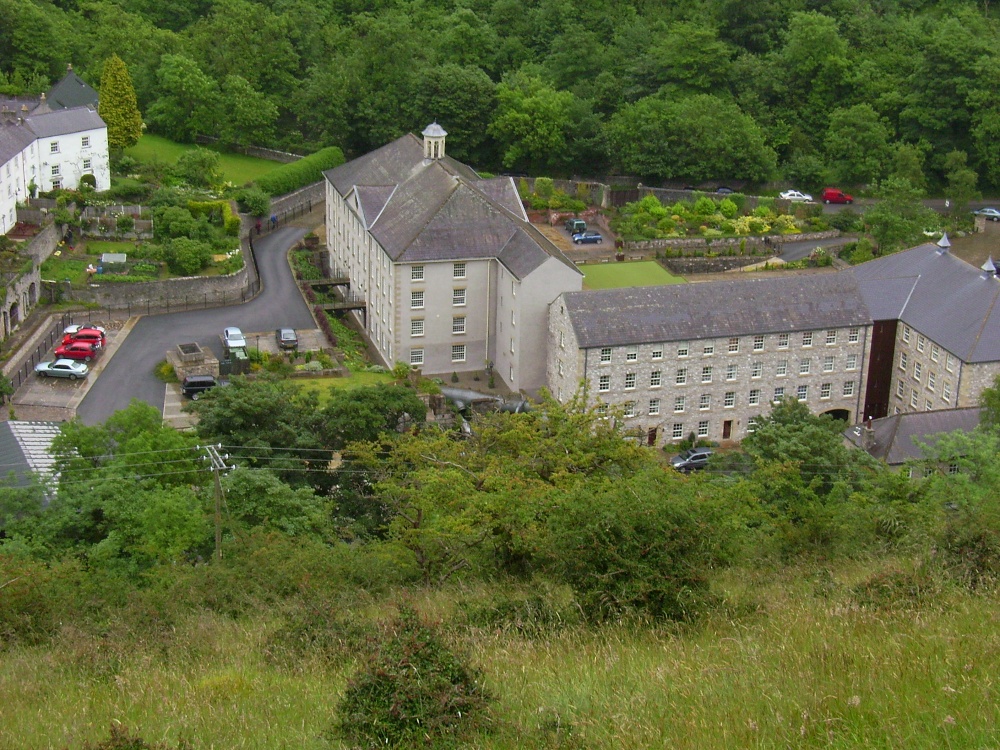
27, 282, 36, 307
8, 301, 18, 329
823, 408, 851, 422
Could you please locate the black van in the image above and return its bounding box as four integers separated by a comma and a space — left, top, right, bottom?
181, 374, 218, 400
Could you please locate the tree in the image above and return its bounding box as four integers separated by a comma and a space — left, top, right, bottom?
863, 176, 938, 255
824, 104, 892, 185
144, 54, 218, 141
216, 75, 277, 148
98, 54, 143, 152
890, 143, 928, 191
172, 147, 221, 188
978, 373, 1000, 433
318, 384, 427, 450
943, 149, 980, 220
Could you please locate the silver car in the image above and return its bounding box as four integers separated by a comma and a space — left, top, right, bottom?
35, 358, 90, 380
223, 327, 247, 349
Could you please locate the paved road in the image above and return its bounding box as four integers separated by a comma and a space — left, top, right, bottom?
76, 227, 312, 425
779, 236, 852, 263
821, 198, 1000, 215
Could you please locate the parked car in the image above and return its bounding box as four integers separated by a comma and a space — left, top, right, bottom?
63, 324, 106, 337
670, 447, 714, 473
61, 327, 105, 348
564, 218, 586, 234
715, 186, 735, 195
572, 231, 604, 244
820, 187, 853, 204
973, 207, 1000, 221
276, 328, 298, 349
779, 190, 813, 202
35, 359, 89, 380
223, 327, 246, 350
181, 374, 219, 400
54, 341, 99, 361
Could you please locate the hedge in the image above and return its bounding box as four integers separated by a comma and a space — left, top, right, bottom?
255, 147, 345, 196
188, 199, 241, 236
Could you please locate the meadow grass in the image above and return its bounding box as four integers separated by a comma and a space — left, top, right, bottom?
582, 260, 685, 290
292, 371, 397, 405
1, 575, 997, 749
125, 135, 279, 185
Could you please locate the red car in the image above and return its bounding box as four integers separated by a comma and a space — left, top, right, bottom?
54, 341, 100, 361
62, 327, 105, 348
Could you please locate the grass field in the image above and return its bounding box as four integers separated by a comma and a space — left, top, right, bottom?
125, 135, 280, 185
292, 371, 396, 405
582, 260, 685, 290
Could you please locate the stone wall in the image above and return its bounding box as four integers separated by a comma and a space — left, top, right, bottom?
625, 230, 840, 254
194, 135, 303, 163
662, 256, 765, 274
66, 263, 251, 310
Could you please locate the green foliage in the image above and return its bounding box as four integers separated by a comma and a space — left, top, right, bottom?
165, 237, 212, 275
318, 384, 427, 450
173, 147, 222, 188
234, 186, 270, 216
81, 725, 192, 749
848, 238, 876, 265
98, 54, 144, 152
863, 176, 939, 255
254, 147, 345, 196
333, 607, 492, 748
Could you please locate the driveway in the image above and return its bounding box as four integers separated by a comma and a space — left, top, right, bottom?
75, 226, 312, 425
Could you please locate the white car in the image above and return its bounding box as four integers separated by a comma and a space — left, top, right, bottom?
223, 326, 247, 350
779, 190, 813, 202
63, 324, 106, 337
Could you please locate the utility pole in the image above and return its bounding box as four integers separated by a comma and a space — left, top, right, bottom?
203, 444, 233, 561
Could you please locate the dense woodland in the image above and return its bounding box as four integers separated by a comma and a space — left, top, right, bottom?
3, 0, 1000, 189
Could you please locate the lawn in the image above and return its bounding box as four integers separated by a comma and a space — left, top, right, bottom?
582, 260, 685, 290
125, 134, 280, 185
292, 371, 396, 405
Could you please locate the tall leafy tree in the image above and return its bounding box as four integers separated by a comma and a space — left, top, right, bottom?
98, 54, 144, 152
943, 149, 980, 220
145, 54, 218, 141
824, 104, 892, 185
863, 176, 938, 255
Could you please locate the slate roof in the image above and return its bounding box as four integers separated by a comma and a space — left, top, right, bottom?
23, 106, 105, 138
849, 243, 1000, 363
0, 421, 62, 488
843, 407, 982, 465
324, 133, 578, 279
45, 68, 99, 111
0, 119, 36, 166
563, 272, 871, 349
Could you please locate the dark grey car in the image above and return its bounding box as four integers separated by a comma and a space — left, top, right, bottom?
670, 447, 713, 473
276, 328, 298, 349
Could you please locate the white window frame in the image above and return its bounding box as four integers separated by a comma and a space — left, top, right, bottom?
753, 335, 764, 351
676, 368, 688, 385
848, 328, 860, 343
728, 337, 740, 353
697, 420, 709, 438
81, 135, 90, 148
649, 398, 660, 416
846, 354, 857, 371
752, 362, 763, 379
699, 394, 711, 410
701, 366, 713, 383
410, 290, 424, 309
802, 332, 813, 347
650, 370, 662, 388
624, 372, 637, 390
776, 360, 788, 377
774, 386, 785, 402
598, 375, 611, 392
797, 384, 808, 401
674, 396, 685, 413
799, 358, 811, 375
778, 333, 789, 349
672, 423, 684, 439
652, 346, 663, 360
600, 347, 612, 363
453, 288, 466, 306
451, 344, 467, 363
410, 319, 424, 337
452, 316, 466, 334
626, 345, 638, 362
411, 265, 424, 281
843, 381, 855, 397
820, 382, 832, 399
410, 348, 424, 366
724, 391, 736, 408
726, 364, 738, 381
453, 262, 466, 279
703, 343, 715, 356
749, 388, 761, 406
677, 343, 689, 357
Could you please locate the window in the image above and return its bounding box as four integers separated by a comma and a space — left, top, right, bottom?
799, 358, 811, 375
802, 332, 813, 347
596, 403, 609, 416
50, 141, 59, 153
728, 337, 740, 353
753, 335, 765, 351
600, 347, 612, 363
410, 319, 424, 337
726, 364, 738, 381
410, 290, 424, 309
650, 370, 662, 387
677, 343, 689, 357
51, 180, 61, 190
897, 380, 905, 398
913, 362, 922, 381
699, 394, 711, 410
776, 359, 788, 377
797, 384, 808, 401
899, 352, 908, 370
931, 344, 940, 362
752, 361, 763, 379
453, 288, 466, 306
946, 354, 955, 372
843, 381, 855, 397
826, 330, 837, 345
703, 343, 715, 355
917, 335, 926, 353
747, 417, 758, 433
452, 344, 466, 362
652, 345, 663, 360
624, 401, 637, 418
910, 390, 919, 408
453, 262, 466, 279
452, 316, 466, 334
410, 348, 424, 365
81, 136, 90, 148
902, 326, 911, 343
701, 366, 713, 383
51, 165, 60, 177
778, 333, 789, 349
598, 375, 610, 392
676, 368, 688, 385
674, 396, 685, 413
849, 327, 860, 343
82, 158, 92, 171
925, 399, 933, 411
927, 372, 936, 391
672, 423, 684, 439
624, 372, 636, 390
948, 462, 960, 475
823, 355, 835, 373
846, 354, 857, 371
943, 381, 952, 401
773, 386, 785, 402
649, 398, 660, 416
748, 389, 761, 406
626, 346, 638, 361
697, 420, 709, 437
724, 391, 736, 408
411, 265, 424, 281
821, 382, 832, 399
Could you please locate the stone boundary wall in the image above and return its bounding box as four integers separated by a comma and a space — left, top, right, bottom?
661, 256, 765, 274
269, 181, 325, 216
19, 221, 59, 264
194, 135, 303, 163
625, 230, 840, 254
66, 264, 251, 308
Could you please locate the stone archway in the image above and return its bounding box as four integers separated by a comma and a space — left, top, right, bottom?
27, 282, 37, 307
823, 408, 851, 422
8, 301, 19, 329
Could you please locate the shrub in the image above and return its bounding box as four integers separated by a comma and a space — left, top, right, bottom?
849, 238, 875, 265
80, 173, 98, 188
829, 207, 863, 233
332, 607, 493, 748
234, 186, 270, 216
154, 360, 178, 382
173, 147, 222, 188
534, 177, 554, 198
165, 238, 213, 275
116, 215, 135, 235
718, 197, 738, 219
255, 147, 345, 196
693, 196, 717, 216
